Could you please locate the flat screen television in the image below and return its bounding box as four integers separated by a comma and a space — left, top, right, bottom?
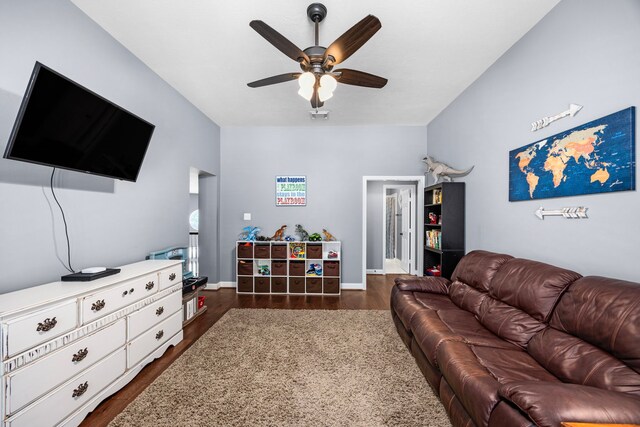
3, 62, 155, 182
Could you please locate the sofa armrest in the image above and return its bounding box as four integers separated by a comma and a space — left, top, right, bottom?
499, 381, 640, 427
394, 276, 451, 294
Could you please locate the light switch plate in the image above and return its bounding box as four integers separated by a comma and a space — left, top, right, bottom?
243, 213, 251, 221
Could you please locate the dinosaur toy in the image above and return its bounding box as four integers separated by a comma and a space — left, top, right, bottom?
239, 226, 260, 241
295, 224, 309, 241
422, 156, 474, 183
270, 225, 287, 241
322, 228, 336, 241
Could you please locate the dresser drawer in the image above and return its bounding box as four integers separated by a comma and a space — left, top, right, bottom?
5, 318, 126, 415
7, 348, 126, 427
3, 300, 78, 359
128, 291, 182, 340
158, 264, 182, 291
128, 310, 182, 368
81, 274, 158, 324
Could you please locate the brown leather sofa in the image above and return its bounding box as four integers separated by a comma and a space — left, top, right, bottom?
391, 250, 640, 427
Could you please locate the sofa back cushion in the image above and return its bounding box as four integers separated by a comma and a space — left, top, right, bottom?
550, 276, 640, 374
449, 281, 487, 317
489, 258, 581, 322
451, 250, 513, 292
476, 258, 580, 348
528, 327, 640, 396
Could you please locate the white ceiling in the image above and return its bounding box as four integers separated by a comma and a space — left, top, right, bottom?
70, 0, 560, 126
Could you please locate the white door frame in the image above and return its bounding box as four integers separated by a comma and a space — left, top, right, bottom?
362, 176, 425, 290
382, 185, 416, 275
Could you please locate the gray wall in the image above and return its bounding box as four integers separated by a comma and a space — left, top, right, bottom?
0, 1, 220, 292
427, 0, 640, 281
220, 126, 427, 284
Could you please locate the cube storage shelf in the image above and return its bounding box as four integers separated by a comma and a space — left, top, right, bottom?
236, 241, 341, 295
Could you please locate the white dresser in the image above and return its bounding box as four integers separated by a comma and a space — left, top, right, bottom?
0, 260, 184, 427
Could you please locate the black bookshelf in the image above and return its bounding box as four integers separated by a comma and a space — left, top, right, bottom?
424, 182, 465, 279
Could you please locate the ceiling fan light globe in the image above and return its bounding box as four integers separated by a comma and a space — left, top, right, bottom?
298, 86, 314, 101
298, 72, 315, 90
320, 74, 337, 92
318, 86, 333, 102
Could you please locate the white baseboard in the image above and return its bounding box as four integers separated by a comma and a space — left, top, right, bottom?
366, 269, 384, 275
341, 282, 365, 290
206, 281, 235, 290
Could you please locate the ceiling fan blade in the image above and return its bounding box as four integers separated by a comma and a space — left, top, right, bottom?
334, 69, 387, 88
247, 73, 301, 88
324, 15, 381, 66
250, 20, 310, 65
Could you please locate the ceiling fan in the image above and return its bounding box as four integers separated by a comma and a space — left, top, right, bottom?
247, 3, 388, 109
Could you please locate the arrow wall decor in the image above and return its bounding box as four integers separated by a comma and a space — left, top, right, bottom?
535, 207, 588, 220
531, 104, 583, 131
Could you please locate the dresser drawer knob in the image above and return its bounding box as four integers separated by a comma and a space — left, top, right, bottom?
155, 330, 164, 340
169, 273, 177, 281
72, 348, 89, 363
156, 306, 164, 316
145, 281, 155, 291
36, 317, 57, 332
91, 299, 106, 311
72, 381, 89, 398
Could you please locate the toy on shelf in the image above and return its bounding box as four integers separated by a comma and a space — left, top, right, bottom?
295, 224, 309, 241
258, 265, 270, 276
284, 235, 296, 241
426, 265, 442, 277
239, 226, 260, 241
289, 242, 305, 259
428, 213, 438, 224
308, 232, 321, 242
306, 263, 322, 276
327, 250, 339, 259
270, 225, 287, 241
322, 229, 336, 241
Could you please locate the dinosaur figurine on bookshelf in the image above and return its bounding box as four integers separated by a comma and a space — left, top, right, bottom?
423, 156, 474, 183
295, 224, 309, 241
270, 225, 287, 241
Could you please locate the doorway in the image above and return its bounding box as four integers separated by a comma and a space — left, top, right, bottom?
189, 167, 218, 285
362, 176, 425, 290
383, 185, 415, 274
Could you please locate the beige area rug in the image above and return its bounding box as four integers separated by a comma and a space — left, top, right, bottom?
109, 309, 451, 427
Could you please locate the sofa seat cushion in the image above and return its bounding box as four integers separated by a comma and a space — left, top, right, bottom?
437, 309, 519, 350
411, 309, 465, 366
471, 345, 560, 384
499, 381, 640, 427
437, 340, 501, 427
528, 327, 640, 396
414, 293, 458, 311
391, 285, 457, 331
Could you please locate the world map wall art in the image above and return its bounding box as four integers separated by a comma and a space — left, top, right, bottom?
509, 107, 636, 201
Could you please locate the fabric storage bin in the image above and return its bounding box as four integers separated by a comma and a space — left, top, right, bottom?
323, 278, 340, 294
271, 260, 287, 276
307, 244, 322, 259
306, 278, 322, 293
238, 260, 253, 275
237, 276, 253, 292
271, 277, 287, 293
254, 244, 270, 259
289, 261, 305, 276
237, 243, 253, 258
289, 277, 305, 293
271, 244, 287, 259
323, 261, 339, 277
254, 277, 270, 293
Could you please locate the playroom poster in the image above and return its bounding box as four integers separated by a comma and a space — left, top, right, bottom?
276, 175, 307, 206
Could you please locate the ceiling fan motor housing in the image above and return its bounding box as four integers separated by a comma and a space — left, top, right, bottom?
307, 3, 327, 23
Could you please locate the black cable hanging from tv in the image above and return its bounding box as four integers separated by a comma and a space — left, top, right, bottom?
50, 168, 75, 273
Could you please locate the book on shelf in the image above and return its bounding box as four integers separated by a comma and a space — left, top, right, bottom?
426, 230, 442, 249
432, 189, 443, 204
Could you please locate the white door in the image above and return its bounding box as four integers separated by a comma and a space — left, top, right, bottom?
400, 189, 411, 273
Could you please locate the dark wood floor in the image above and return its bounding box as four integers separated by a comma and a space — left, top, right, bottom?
80, 274, 403, 426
